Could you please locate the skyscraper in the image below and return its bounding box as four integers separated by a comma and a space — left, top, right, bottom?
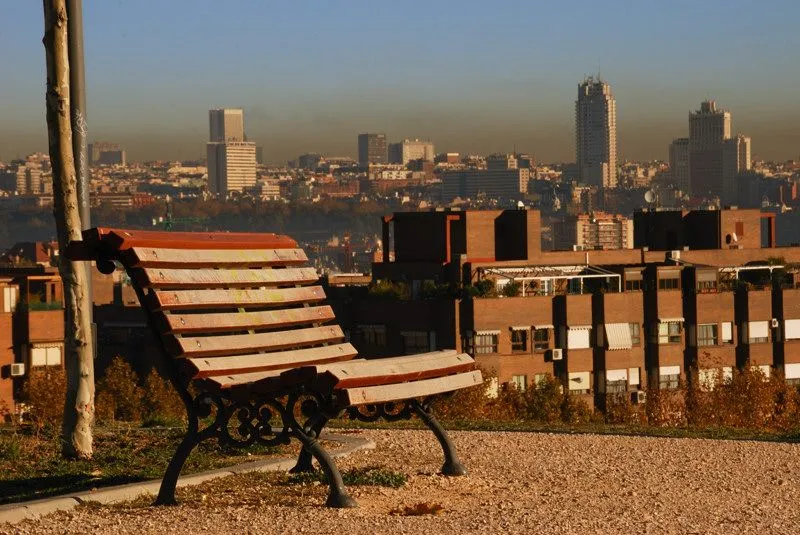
575, 76, 618, 188
207, 108, 256, 195
358, 133, 388, 166
209, 108, 245, 142
688, 100, 750, 205
668, 138, 690, 193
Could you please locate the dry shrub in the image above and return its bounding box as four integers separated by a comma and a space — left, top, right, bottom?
645, 387, 686, 426
522, 375, 565, 423
21, 367, 67, 433
605, 393, 646, 425
390, 502, 445, 516
430, 368, 494, 421
0, 399, 10, 424
685, 366, 800, 432
141, 370, 185, 424
96, 357, 145, 422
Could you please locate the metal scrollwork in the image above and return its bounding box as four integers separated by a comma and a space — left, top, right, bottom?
347, 401, 413, 422
219, 398, 291, 448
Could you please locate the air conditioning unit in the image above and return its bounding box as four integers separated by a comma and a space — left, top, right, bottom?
771, 318, 780, 329
631, 390, 646, 405
547, 348, 563, 361
10, 363, 25, 377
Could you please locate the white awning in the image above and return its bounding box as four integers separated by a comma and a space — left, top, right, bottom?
658, 317, 684, 323
475, 330, 500, 336
749, 321, 769, 339
567, 327, 591, 349
605, 323, 633, 350
659, 365, 680, 376
568, 371, 591, 390
721, 322, 733, 342
569, 325, 592, 330
606, 369, 628, 382
785, 363, 800, 379
533, 324, 554, 330
510, 326, 529, 331
785, 319, 800, 340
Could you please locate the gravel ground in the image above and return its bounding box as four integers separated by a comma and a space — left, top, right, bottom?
5, 429, 800, 534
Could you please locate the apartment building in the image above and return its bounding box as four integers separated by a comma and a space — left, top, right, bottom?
331, 207, 800, 411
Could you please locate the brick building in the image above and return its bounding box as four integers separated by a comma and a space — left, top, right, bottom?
332, 207, 800, 410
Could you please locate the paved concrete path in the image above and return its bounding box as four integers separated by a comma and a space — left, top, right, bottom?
0, 431, 375, 525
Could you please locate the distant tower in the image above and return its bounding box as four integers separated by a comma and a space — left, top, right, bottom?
209, 108, 245, 143
207, 108, 256, 195
575, 76, 618, 188
358, 133, 388, 166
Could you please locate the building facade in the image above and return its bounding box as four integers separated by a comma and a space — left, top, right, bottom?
575, 76, 618, 189
668, 137, 690, 193
357, 133, 388, 166
575, 212, 634, 250
209, 108, 245, 142
388, 139, 435, 165
440, 169, 529, 202
207, 108, 256, 194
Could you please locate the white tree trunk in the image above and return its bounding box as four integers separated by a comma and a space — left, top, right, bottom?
43, 0, 95, 459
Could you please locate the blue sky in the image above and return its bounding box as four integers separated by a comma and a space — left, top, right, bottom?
2, 0, 799, 163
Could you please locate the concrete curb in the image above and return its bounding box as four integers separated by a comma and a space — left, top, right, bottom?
0, 431, 375, 526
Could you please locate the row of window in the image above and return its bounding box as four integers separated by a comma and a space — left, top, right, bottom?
355, 325, 434, 355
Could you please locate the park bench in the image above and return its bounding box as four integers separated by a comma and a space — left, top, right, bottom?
66, 228, 482, 508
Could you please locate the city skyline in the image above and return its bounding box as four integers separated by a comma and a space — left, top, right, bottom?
2, 1, 800, 163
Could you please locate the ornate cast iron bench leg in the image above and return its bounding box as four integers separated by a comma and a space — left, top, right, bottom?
289, 425, 357, 508
410, 399, 467, 476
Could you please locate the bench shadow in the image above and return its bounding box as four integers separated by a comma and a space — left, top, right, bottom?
0, 474, 150, 506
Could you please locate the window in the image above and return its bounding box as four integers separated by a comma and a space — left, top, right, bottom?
721, 322, 733, 344
785, 319, 800, 341
785, 363, 800, 386
605, 369, 628, 393
658, 322, 682, 344
510, 374, 527, 391
697, 324, 718, 347
568, 371, 591, 394
3, 286, 18, 313
658, 277, 680, 290
358, 324, 386, 346
533, 328, 551, 351
629, 323, 641, 345
659, 366, 680, 390
625, 279, 642, 291
29, 344, 62, 367
401, 331, 428, 355
567, 327, 592, 350
475, 333, 498, 354
511, 329, 528, 352
748, 321, 769, 344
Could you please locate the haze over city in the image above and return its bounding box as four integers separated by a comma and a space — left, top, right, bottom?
2, 0, 800, 164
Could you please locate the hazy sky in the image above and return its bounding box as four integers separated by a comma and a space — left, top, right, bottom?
2, 0, 800, 164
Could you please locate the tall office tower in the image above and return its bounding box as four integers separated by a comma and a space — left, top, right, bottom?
209, 108, 245, 143
668, 138, 690, 193
575, 76, 618, 188
358, 133, 388, 166
688, 100, 731, 202
722, 134, 752, 204
207, 108, 256, 194
387, 138, 435, 165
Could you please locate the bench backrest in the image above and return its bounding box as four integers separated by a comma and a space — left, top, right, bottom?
79, 228, 359, 384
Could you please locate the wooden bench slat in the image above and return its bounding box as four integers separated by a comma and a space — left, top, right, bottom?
281, 351, 475, 390
133, 266, 319, 289
122, 247, 309, 269
155, 305, 336, 335
169, 325, 344, 358
340, 370, 484, 406
147, 285, 326, 311
87, 227, 298, 251
188, 342, 358, 379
